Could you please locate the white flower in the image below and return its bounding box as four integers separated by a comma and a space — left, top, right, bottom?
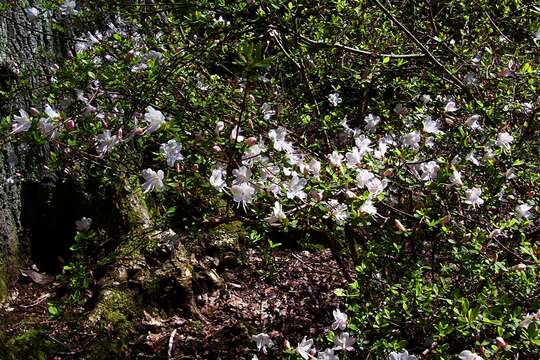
25, 7, 40, 20
505, 168, 516, 180
331, 308, 348, 330
95, 130, 120, 156
466, 152, 480, 166
515, 203, 533, 219
285, 175, 307, 200
401, 131, 421, 149
520, 310, 540, 329
44, 104, 61, 119
38, 118, 59, 139
143, 106, 166, 134
419, 94, 432, 104
450, 170, 464, 187
422, 117, 443, 135
340, 116, 353, 133
374, 139, 389, 159
464, 73, 476, 86
394, 103, 407, 116
232, 166, 252, 184
535, 28, 540, 42
196, 78, 209, 91
356, 169, 374, 188
230, 182, 256, 210
328, 93, 342, 107
261, 103, 276, 120
459, 350, 483, 360
360, 199, 377, 215
464, 187, 484, 208
286, 152, 303, 167
160, 140, 184, 167
252, 333, 273, 354
141, 168, 164, 193
11, 109, 31, 134
307, 159, 321, 178
267, 201, 287, 224
364, 113, 380, 130
367, 178, 387, 196
388, 350, 418, 360
215, 121, 225, 135
242, 144, 266, 165
297, 337, 314, 360
209, 167, 227, 192
418, 161, 439, 181
328, 151, 344, 167
75, 217, 92, 231
496, 132, 513, 150
60, 0, 78, 15
326, 200, 349, 224
354, 135, 373, 156
444, 101, 458, 112
465, 115, 482, 130
268, 127, 293, 153
333, 332, 356, 352
267, 183, 281, 197
483, 146, 495, 161
345, 147, 363, 168
317, 349, 339, 360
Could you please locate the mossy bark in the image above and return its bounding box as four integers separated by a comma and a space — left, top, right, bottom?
87, 179, 199, 355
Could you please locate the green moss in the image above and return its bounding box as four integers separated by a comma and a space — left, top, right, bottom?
0, 276, 7, 303
88, 288, 138, 359
208, 221, 247, 253
0, 329, 60, 360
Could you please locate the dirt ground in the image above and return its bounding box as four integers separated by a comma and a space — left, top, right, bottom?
0, 248, 348, 359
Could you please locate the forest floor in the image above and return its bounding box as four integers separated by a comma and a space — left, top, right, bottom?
0, 248, 347, 359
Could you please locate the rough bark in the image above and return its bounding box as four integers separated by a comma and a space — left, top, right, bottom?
0, 6, 58, 300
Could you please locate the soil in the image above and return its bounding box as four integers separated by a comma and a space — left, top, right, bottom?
0, 248, 348, 359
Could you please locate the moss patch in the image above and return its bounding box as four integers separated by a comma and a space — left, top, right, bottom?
88, 287, 139, 359
208, 221, 247, 253
0, 276, 7, 303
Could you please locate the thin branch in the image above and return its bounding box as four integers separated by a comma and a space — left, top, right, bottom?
372, 0, 469, 92
288, 30, 425, 59
485, 11, 513, 44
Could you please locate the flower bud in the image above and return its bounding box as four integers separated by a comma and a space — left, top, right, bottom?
309, 190, 323, 202
511, 263, 527, 271
489, 229, 502, 238
344, 190, 356, 199
496, 337, 506, 348
212, 145, 222, 152
66, 119, 75, 130
245, 136, 257, 146
394, 219, 408, 232
283, 339, 291, 349
215, 121, 225, 135
30, 107, 40, 117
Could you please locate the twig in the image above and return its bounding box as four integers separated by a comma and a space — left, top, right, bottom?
167, 328, 177, 360
421, 338, 442, 358
372, 0, 468, 92
18, 292, 52, 309
485, 11, 513, 43
287, 30, 425, 59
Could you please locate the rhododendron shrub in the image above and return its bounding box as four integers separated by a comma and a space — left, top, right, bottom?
2, 0, 539, 358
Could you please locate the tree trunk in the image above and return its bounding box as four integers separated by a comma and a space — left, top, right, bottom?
0, 6, 63, 300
